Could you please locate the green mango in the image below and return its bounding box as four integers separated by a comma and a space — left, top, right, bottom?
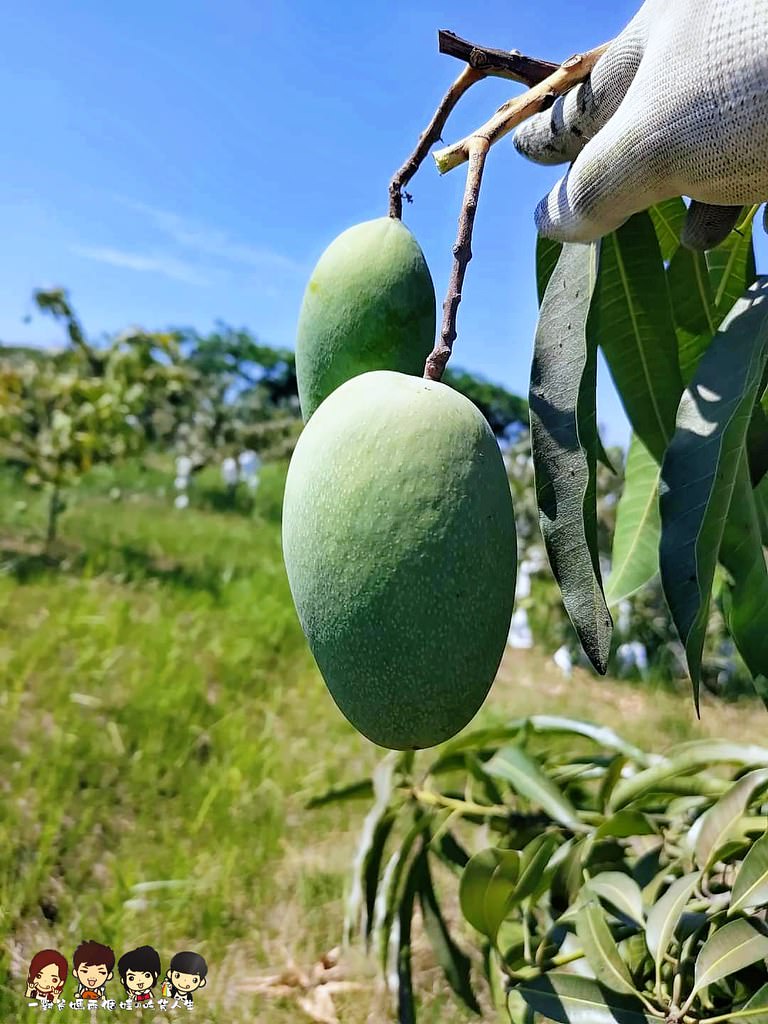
295, 217, 436, 420
282, 370, 517, 750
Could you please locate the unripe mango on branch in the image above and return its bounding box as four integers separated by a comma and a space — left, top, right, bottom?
295, 217, 436, 418
282, 371, 517, 750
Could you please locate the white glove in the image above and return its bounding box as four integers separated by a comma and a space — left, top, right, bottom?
514, 0, 768, 249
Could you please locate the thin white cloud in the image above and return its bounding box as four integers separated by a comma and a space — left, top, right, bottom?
119, 198, 303, 274
72, 245, 209, 286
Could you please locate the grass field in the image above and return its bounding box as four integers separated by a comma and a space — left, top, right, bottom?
0, 459, 762, 1023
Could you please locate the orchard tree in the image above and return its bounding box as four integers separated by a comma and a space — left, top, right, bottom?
0, 289, 188, 550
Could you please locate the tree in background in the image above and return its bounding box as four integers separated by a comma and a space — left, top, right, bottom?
0, 289, 189, 550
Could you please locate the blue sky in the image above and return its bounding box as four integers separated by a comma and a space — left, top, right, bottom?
1, 1, 764, 449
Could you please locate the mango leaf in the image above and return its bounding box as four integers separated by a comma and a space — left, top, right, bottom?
416, 854, 480, 1013
344, 752, 399, 943
604, 433, 661, 605
718, 454, 768, 690
609, 739, 768, 810
730, 832, 768, 914
433, 716, 650, 766
515, 973, 657, 1024
530, 240, 612, 673
306, 778, 373, 808
659, 279, 768, 699
649, 197, 687, 262
694, 768, 768, 869
732, 982, 768, 1024
514, 833, 560, 904
747, 400, 768, 486
597, 433, 618, 475
667, 245, 717, 383
459, 847, 520, 942
576, 898, 638, 994
595, 812, 657, 841
391, 855, 419, 1024
645, 872, 701, 984
484, 745, 584, 830
585, 871, 645, 927
536, 234, 563, 304
707, 209, 759, 315
690, 919, 768, 1002
374, 814, 432, 971
589, 211, 683, 464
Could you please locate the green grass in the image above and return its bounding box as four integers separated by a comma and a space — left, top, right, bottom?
0, 460, 761, 1023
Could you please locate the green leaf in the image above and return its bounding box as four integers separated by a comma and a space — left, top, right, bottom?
718, 455, 768, 688
576, 898, 638, 994
732, 982, 768, 1024
597, 432, 618, 475
690, 919, 768, 1002
416, 854, 481, 1013
514, 833, 560, 904
595, 812, 657, 842
484, 745, 584, 830
515, 973, 657, 1024
604, 433, 661, 605
590, 211, 683, 464
659, 279, 768, 698
694, 768, 768, 869
649, 198, 688, 262
393, 854, 418, 1024
344, 752, 399, 943
585, 871, 645, 927
730, 832, 768, 914
306, 778, 373, 808
667, 245, 717, 383
530, 240, 612, 673
645, 872, 701, 980
707, 210, 759, 314
432, 715, 650, 766
459, 847, 520, 942
536, 234, 563, 305
374, 815, 432, 971
610, 740, 768, 810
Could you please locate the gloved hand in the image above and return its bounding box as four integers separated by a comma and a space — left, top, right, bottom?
514, 0, 768, 249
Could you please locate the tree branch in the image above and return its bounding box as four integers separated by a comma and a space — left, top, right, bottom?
388, 29, 565, 219
438, 30, 559, 85
389, 65, 484, 219
433, 43, 610, 174
424, 137, 490, 381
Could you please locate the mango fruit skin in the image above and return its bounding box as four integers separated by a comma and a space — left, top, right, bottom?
282, 370, 517, 750
295, 217, 436, 420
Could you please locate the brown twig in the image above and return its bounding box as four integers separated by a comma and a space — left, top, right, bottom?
433, 43, 610, 174
438, 30, 559, 84
388, 30, 566, 219
389, 66, 484, 220
424, 137, 490, 381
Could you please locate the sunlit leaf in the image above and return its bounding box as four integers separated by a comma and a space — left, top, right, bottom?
604, 433, 661, 605
645, 872, 700, 982
484, 745, 584, 830
660, 279, 768, 698
585, 871, 645, 928
530, 240, 612, 672
730, 833, 768, 914
694, 768, 768, 869
459, 847, 520, 942
576, 898, 638, 994
515, 973, 657, 1024
691, 919, 768, 1001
